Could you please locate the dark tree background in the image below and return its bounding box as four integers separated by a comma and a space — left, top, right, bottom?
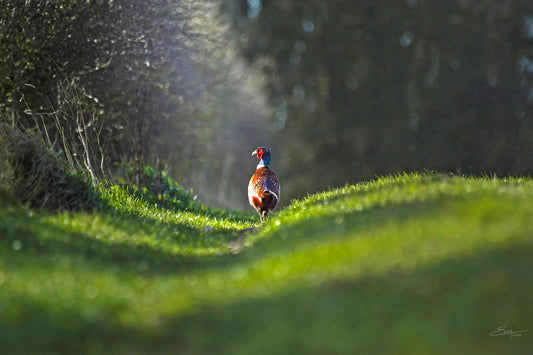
2, 0, 533, 209
223, 0, 533, 202
0, 0, 272, 208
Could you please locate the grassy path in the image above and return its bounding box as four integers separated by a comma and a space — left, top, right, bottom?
1, 174, 532, 353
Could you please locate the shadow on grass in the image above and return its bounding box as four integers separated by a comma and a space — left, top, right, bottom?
0, 197, 442, 276
180, 245, 533, 354
1, 244, 531, 354
1, 190, 476, 279
0, 296, 187, 355
0, 211, 250, 275
191, 207, 257, 224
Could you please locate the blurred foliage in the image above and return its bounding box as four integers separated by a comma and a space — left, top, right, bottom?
224, 0, 533, 200
0, 0, 272, 209
0, 124, 98, 210
0, 0, 191, 181
2, 0, 533, 210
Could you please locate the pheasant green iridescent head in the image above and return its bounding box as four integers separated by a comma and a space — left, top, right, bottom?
252, 147, 271, 168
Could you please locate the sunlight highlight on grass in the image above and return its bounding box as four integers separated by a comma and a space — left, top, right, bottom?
1, 173, 532, 353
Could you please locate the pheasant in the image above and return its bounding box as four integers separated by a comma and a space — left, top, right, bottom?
248, 147, 280, 223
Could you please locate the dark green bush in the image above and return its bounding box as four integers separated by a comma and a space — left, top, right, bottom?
0, 124, 97, 210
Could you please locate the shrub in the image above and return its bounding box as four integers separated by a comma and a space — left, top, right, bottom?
0, 124, 97, 210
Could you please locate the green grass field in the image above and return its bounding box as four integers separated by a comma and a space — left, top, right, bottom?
1, 173, 532, 354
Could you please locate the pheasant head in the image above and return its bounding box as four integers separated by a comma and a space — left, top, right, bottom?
251, 146, 271, 168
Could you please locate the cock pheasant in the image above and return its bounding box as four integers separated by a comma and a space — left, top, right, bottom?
248, 147, 280, 223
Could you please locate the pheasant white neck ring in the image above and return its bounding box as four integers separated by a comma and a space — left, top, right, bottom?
257, 160, 269, 169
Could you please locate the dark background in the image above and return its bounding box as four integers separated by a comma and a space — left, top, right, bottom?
225, 0, 533, 203
1, 0, 532, 209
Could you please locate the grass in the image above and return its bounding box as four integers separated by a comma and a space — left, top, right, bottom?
1, 173, 532, 353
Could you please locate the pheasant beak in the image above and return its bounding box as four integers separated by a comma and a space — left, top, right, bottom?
251, 150, 257, 156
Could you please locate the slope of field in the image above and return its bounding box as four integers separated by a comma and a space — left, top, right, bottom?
0, 174, 532, 353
